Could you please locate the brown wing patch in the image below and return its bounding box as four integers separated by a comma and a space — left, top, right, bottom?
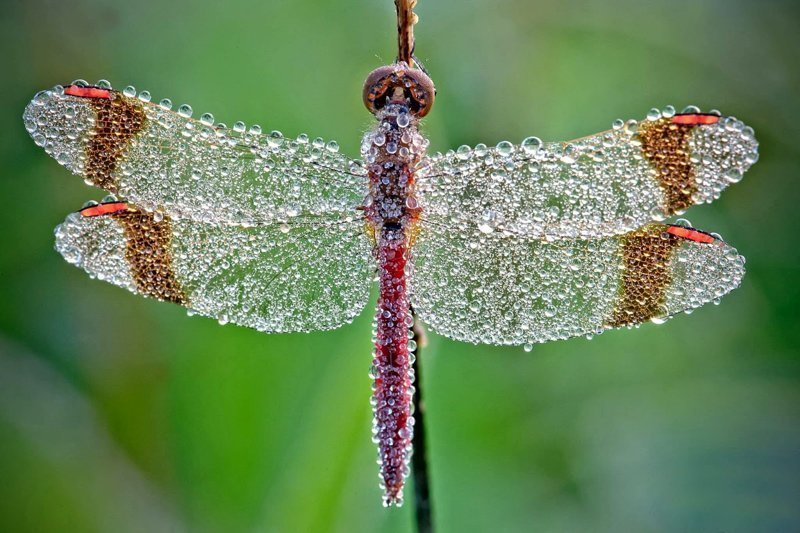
110, 208, 187, 305
608, 225, 680, 327
85, 94, 146, 192
638, 118, 697, 214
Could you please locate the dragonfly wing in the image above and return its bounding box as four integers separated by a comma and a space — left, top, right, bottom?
24, 84, 365, 225
55, 203, 374, 333
409, 222, 745, 345
418, 108, 758, 239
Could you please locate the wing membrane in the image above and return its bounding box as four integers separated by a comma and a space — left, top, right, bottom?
417, 108, 758, 239
409, 222, 745, 345
24, 84, 365, 225
55, 204, 374, 333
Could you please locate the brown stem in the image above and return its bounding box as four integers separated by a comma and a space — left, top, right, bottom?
411, 310, 432, 533
395, 0, 418, 66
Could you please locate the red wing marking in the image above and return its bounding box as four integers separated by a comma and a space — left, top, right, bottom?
671, 113, 720, 125
64, 86, 112, 99
666, 225, 716, 244
80, 202, 131, 217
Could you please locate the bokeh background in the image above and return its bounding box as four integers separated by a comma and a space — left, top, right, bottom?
1, 0, 799, 531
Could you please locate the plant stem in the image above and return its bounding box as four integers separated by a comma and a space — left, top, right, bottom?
395, 0, 417, 66
411, 313, 432, 533
399, 1, 429, 529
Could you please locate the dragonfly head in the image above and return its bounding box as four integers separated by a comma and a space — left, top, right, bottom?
363, 62, 435, 118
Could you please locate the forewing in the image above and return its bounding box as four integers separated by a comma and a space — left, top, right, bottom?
55, 204, 374, 333
24, 84, 365, 225
417, 108, 758, 239
409, 222, 745, 345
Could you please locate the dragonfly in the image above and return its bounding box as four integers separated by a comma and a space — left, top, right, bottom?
23, 34, 756, 508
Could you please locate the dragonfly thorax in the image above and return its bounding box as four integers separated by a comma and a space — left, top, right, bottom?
363, 102, 426, 229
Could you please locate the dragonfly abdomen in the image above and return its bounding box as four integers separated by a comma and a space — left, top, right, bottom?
372, 224, 415, 507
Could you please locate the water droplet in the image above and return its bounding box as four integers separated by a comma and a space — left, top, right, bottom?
32, 90, 48, 105
560, 144, 578, 164
495, 141, 514, 157
650, 206, 667, 221
397, 113, 410, 128
268, 130, 284, 148
521, 136, 542, 155
122, 86, 136, 97
724, 168, 743, 183
178, 104, 193, 117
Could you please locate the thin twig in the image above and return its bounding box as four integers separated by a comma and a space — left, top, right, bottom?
397, 1, 429, 529
395, 0, 418, 66
411, 311, 432, 533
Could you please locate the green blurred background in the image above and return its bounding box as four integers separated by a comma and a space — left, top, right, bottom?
1, 0, 799, 531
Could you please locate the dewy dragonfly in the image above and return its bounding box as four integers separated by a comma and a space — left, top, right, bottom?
23, 6, 756, 508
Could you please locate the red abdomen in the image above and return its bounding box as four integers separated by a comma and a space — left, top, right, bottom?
372, 226, 415, 507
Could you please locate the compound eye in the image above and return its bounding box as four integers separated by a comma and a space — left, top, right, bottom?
362, 64, 435, 117
404, 68, 435, 117
362, 65, 397, 115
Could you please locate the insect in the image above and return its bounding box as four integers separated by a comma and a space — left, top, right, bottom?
22, 10, 757, 509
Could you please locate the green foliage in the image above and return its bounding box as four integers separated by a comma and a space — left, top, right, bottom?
1, 0, 798, 531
